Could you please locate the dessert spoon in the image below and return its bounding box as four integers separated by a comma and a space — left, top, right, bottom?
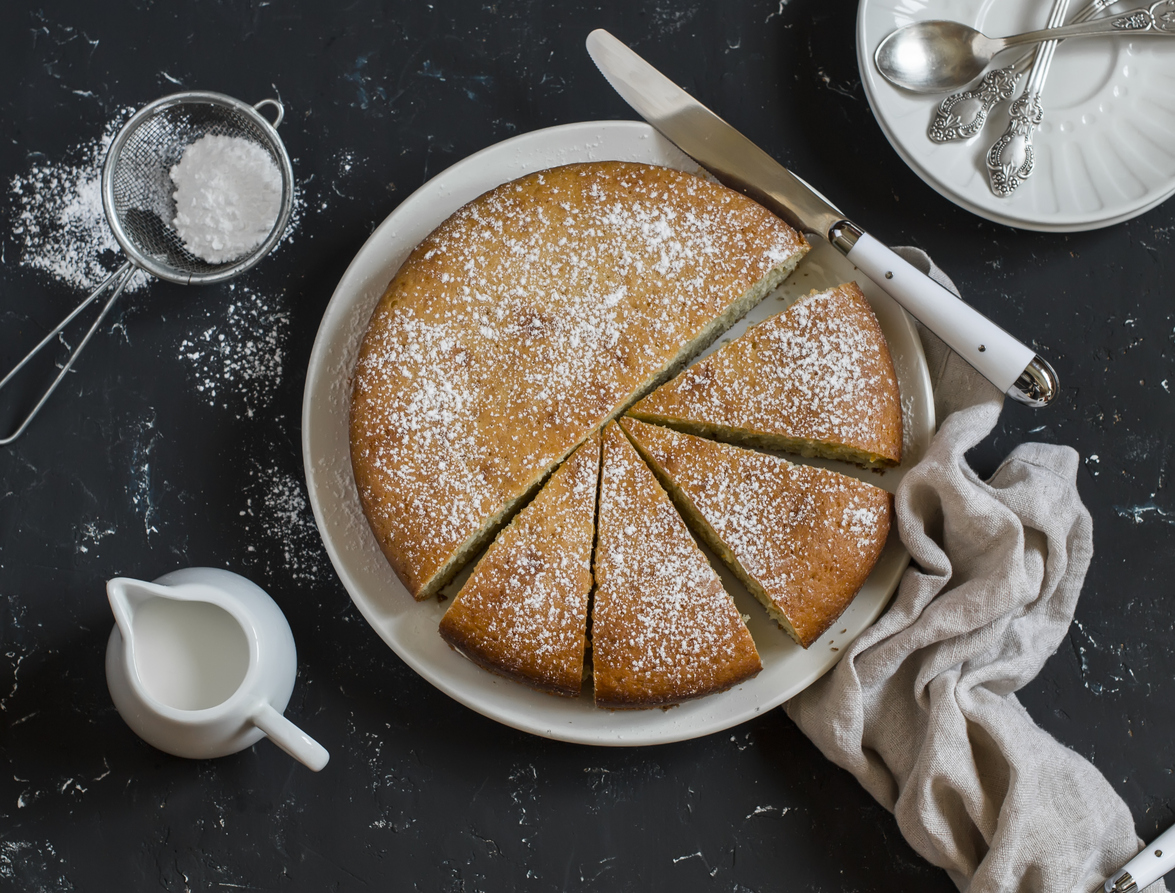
875, 0, 1175, 93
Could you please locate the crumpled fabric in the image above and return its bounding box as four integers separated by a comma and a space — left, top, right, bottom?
786, 248, 1161, 893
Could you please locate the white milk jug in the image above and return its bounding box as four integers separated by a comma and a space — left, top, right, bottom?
105, 567, 328, 771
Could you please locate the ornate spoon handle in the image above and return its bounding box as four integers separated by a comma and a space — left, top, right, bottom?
986, 0, 1071, 196
929, 0, 1119, 143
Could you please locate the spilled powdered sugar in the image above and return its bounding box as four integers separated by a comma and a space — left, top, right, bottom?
8, 109, 149, 293
7, 110, 306, 294
240, 459, 330, 584
8, 110, 305, 420
176, 283, 289, 418
7, 110, 331, 585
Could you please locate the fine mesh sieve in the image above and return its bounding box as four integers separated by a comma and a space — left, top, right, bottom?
0, 91, 294, 444
104, 91, 294, 283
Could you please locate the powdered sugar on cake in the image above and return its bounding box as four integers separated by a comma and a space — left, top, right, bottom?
439, 437, 598, 693
762, 288, 894, 441
350, 161, 807, 595
592, 426, 759, 703
630, 282, 902, 466
621, 419, 891, 647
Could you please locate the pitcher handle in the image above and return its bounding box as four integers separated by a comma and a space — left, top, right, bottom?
251, 702, 329, 771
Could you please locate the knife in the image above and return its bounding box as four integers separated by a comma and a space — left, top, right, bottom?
585, 29, 1058, 408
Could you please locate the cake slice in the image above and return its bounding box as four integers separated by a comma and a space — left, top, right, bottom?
621, 418, 892, 649
591, 423, 761, 708
438, 433, 600, 697
628, 282, 902, 468
350, 161, 810, 600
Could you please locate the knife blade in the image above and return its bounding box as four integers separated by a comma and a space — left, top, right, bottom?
585, 28, 1058, 408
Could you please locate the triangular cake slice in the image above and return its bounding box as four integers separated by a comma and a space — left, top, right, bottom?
438, 433, 600, 697
621, 418, 892, 649
592, 423, 761, 708
628, 282, 902, 468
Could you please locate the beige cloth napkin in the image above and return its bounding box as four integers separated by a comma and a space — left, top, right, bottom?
786, 248, 1163, 893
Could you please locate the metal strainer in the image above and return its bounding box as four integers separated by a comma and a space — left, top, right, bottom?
0, 90, 295, 444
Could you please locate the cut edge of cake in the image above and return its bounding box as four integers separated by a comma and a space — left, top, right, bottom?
591, 422, 762, 709
619, 417, 892, 649
628, 281, 902, 470
438, 433, 601, 696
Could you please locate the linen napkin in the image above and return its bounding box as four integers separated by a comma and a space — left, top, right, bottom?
786, 248, 1162, 893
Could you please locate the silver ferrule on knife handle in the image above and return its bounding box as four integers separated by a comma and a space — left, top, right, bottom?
1105, 870, 1137, 893
827, 221, 1058, 407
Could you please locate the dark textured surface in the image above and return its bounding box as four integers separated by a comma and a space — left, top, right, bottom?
1, 1, 1172, 890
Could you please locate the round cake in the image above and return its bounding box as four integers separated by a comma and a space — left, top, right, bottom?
350, 161, 809, 600
350, 159, 903, 710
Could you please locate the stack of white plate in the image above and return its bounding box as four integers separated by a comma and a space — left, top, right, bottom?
856, 0, 1175, 231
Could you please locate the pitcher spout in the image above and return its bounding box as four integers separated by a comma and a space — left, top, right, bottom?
106, 577, 176, 639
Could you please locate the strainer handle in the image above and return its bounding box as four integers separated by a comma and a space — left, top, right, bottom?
253, 98, 284, 129
0, 261, 136, 446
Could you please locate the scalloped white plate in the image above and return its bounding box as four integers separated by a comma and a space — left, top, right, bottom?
857, 0, 1175, 231
302, 120, 934, 746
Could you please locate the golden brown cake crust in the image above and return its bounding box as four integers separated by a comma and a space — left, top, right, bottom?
621, 418, 892, 649
592, 423, 762, 709
629, 282, 902, 468
350, 161, 808, 598
438, 434, 600, 697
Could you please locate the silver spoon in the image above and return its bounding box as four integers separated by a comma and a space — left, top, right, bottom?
875, 0, 1175, 93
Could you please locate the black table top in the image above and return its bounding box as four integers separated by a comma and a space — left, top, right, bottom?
2, 1, 1173, 890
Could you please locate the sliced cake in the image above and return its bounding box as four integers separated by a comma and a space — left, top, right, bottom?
350, 161, 809, 599
621, 418, 892, 649
438, 433, 600, 697
628, 282, 902, 468
592, 423, 762, 708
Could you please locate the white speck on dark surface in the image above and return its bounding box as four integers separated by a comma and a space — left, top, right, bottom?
745, 805, 790, 819
1114, 501, 1173, 525
508, 763, 538, 827
75, 518, 116, 554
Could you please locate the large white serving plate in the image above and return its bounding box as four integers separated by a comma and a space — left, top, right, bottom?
857, 0, 1175, 231
302, 120, 935, 746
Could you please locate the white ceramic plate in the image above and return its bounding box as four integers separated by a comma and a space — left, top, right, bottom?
857, 0, 1175, 231
302, 120, 935, 746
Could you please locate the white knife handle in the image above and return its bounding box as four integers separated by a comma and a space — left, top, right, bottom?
1105, 824, 1175, 892
837, 226, 1058, 407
